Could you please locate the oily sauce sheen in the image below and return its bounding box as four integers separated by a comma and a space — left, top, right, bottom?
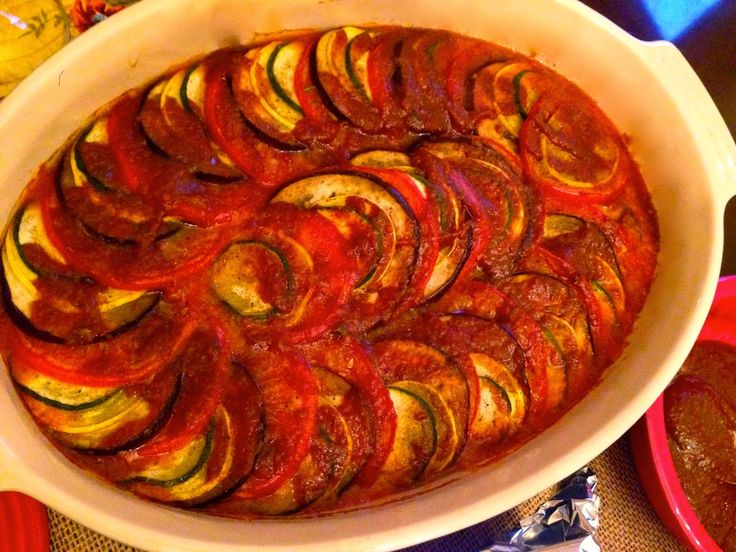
0, 26, 659, 517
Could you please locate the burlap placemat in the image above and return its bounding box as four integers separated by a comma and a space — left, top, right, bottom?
47, 434, 685, 551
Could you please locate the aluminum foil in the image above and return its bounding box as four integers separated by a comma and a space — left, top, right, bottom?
483, 467, 600, 552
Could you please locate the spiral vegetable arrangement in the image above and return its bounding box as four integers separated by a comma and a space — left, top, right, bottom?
0, 26, 658, 517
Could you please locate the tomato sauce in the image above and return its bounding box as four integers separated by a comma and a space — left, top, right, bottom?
666, 341, 736, 550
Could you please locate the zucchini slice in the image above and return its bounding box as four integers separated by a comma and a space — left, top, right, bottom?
380, 385, 436, 487
180, 63, 207, 115
389, 380, 459, 476
467, 353, 526, 443
125, 423, 214, 488
211, 240, 293, 319
233, 40, 306, 140
316, 26, 373, 101
2, 202, 160, 343
127, 407, 242, 502
14, 203, 67, 272
13, 362, 119, 411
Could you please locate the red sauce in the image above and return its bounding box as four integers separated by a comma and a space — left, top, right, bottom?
0, 25, 659, 518
666, 341, 736, 550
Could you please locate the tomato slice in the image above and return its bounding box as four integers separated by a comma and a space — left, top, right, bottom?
138, 72, 243, 179
108, 91, 255, 227
520, 90, 628, 202
203, 53, 340, 186
300, 335, 396, 489
396, 29, 454, 134
36, 166, 225, 290
229, 345, 318, 499
3, 297, 197, 387
364, 28, 411, 130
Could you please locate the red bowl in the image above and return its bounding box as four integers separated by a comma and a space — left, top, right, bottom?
630, 275, 736, 552
0, 492, 49, 552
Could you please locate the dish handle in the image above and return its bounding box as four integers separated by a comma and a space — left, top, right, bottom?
641, 41, 736, 210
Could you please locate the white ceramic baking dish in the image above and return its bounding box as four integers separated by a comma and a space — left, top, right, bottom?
0, 0, 734, 550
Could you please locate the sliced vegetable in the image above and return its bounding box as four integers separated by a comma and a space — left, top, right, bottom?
232, 39, 307, 146
389, 380, 459, 477
520, 91, 627, 201
271, 170, 421, 330
229, 346, 318, 499
2, 202, 162, 344
217, 399, 352, 515
349, 150, 470, 300
138, 71, 242, 179
467, 352, 526, 443
416, 139, 530, 280
315, 26, 384, 132
380, 385, 436, 486
204, 55, 339, 186
124, 422, 214, 488
300, 335, 396, 491
211, 240, 293, 319
371, 339, 469, 457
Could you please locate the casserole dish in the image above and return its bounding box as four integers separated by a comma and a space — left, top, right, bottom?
0, 0, 734, 550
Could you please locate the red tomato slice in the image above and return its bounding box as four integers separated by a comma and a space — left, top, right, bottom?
229, 345, 318, 499
35, 166, 225, 290
519, 90, 628, 203
203, 54, 340, 187
107, 91, 256, 227
125, 325, 230, 460
396, 29, 454, 134
300, 335, 396, 489
3, 298, 197, 387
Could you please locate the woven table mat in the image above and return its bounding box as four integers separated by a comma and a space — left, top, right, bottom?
48, 434, 685, 552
